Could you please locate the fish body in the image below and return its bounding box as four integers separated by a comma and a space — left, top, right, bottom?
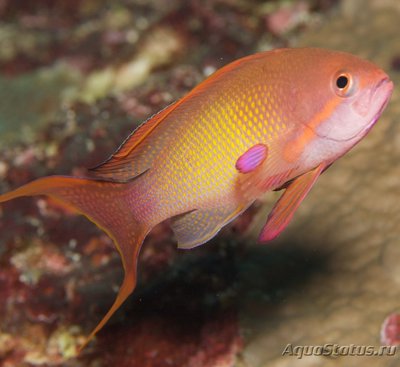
0, 48, 393, 347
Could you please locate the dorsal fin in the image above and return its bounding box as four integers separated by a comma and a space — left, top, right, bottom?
90, 51, 270, 182
89, 101, 180, 181
110, 102, 178, 161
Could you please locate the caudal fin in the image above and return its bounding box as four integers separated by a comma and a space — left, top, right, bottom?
0, 176, 149, 350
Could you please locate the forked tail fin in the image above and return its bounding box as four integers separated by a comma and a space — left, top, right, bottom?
0, 176, 149, 350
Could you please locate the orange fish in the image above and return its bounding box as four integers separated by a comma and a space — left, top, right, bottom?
0, 48, 393, 347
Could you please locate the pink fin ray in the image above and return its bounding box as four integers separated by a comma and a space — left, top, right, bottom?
259, 163, 325, 242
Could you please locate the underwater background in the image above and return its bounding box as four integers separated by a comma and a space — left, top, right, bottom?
0, 0, 399, 366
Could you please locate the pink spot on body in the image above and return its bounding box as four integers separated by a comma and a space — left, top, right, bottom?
235, 144, 268, 174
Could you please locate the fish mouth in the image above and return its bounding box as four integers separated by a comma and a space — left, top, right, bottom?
317, 77, 393, 143
355, 77, 393, 138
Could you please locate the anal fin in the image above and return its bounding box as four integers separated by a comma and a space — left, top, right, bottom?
171, 204, 249, 249
259, 163, 325, 242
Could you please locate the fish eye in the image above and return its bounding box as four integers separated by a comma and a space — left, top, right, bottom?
336, 75, 349, 89
333, 72, 354, 97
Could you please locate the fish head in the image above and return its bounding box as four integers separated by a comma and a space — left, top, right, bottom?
285, 48, 393, 164
295, 49, 393, 142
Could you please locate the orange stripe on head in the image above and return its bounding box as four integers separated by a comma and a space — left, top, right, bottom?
283, 96, 341, 163
308, 96, 342, 130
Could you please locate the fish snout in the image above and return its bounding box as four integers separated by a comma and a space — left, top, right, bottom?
352, 75, 393, 118
374, 76, 394, 100
372, 76, 394, 117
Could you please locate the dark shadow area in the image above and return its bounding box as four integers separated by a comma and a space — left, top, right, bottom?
129, 235, 329, 316
76, 233, 330, 366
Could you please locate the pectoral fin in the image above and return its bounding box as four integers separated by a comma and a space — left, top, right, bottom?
259, 164, 325, 242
